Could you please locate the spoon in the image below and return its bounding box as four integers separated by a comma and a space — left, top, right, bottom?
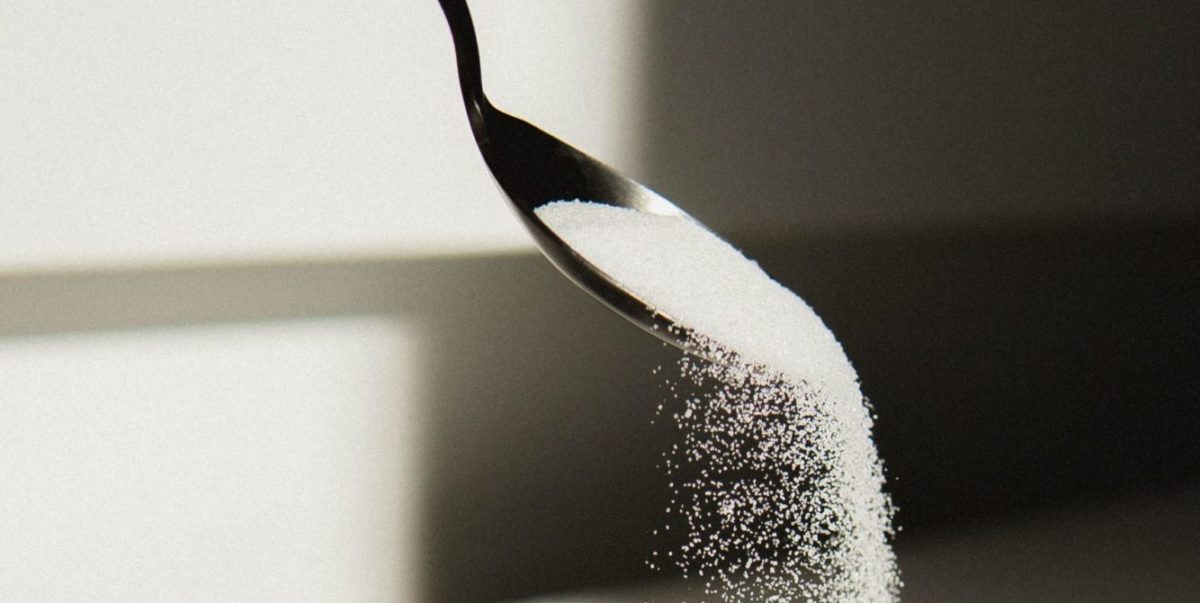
437, 0, 704, 354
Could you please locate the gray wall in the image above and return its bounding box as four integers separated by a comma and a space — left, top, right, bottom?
628, 1, 1198, 236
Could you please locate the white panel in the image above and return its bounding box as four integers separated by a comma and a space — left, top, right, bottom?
0, 317, 425, 602
0, 0, 646, 272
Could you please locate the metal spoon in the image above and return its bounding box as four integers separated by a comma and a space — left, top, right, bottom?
437, 0, 703, 353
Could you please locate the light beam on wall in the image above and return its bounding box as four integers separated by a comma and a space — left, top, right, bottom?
0, 0, 647, 272
0, 316, 427, 602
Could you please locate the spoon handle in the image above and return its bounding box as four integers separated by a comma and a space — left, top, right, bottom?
438, 0, 490, 140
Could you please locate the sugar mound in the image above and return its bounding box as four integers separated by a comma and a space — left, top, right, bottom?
535, 200, 900, 602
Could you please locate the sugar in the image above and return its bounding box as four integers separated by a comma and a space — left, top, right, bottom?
535, 200, 900, 602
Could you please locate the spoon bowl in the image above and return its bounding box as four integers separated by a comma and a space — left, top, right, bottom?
438, 0, 701, 352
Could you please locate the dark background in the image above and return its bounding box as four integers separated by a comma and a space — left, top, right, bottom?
438, 0, 1200, 599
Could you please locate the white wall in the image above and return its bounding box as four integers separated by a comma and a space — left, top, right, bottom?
0, 0, 646, 272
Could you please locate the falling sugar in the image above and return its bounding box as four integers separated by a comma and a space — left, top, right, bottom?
535, 201, 900, 602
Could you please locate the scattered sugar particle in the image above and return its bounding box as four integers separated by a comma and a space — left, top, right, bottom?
536, 201, 900, 602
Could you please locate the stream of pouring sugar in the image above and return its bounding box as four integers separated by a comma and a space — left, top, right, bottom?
535, 201, 900, 602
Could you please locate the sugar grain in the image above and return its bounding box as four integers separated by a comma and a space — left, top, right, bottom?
536, 201, 900, 602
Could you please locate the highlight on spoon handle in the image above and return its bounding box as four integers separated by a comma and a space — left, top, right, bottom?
437, 0, 490, 141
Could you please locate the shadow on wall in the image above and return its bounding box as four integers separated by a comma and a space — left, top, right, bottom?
0, 253, 678, 602
5, 217, 1199, 601
635, 0, 1200, 235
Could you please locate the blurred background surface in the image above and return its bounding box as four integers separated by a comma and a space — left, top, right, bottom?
2, 1, 1198, 601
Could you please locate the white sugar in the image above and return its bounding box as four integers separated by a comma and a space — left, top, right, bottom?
535, 200, 899, 602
